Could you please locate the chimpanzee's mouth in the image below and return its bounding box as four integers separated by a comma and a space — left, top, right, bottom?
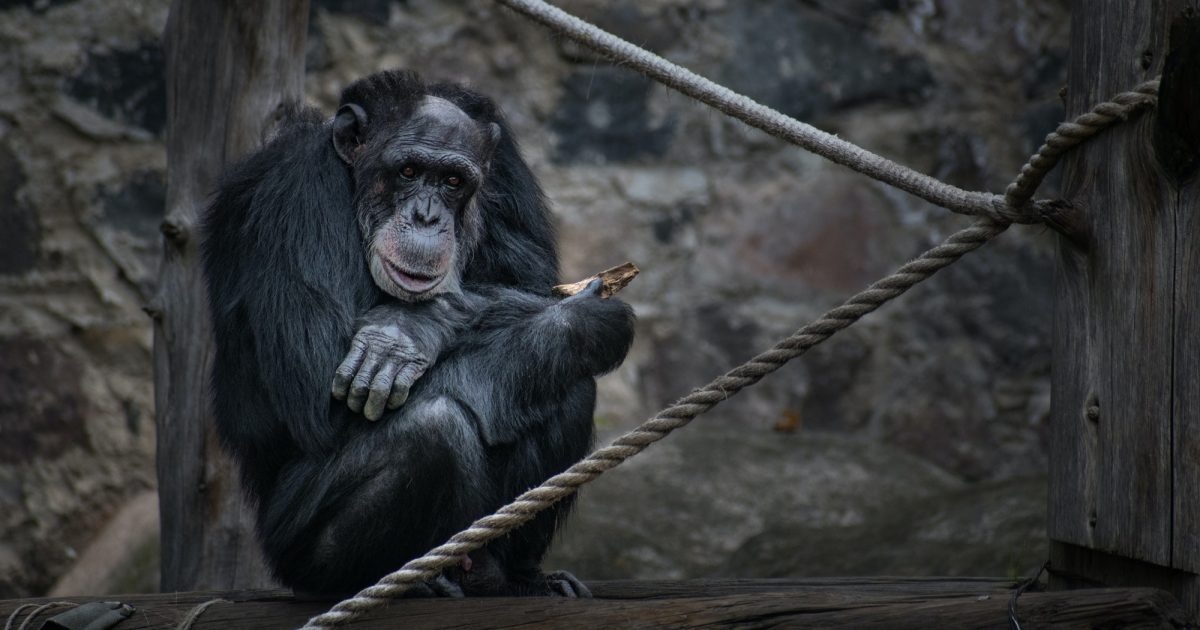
383, 259, 443, 294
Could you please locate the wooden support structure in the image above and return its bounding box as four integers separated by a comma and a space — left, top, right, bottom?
153, 0, 309, 591
0, 579, 1191, 629
1050, 0, 1200, 616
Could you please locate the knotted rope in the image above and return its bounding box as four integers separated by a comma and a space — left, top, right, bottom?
1004, 80, 1159, 207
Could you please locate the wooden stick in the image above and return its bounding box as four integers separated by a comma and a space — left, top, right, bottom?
552, 262, 639, 298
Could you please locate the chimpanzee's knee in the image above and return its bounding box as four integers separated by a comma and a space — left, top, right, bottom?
391, 394, 481, 456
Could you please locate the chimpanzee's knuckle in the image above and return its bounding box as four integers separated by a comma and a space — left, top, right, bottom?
387, 388, 410, 410
393, 371, 415, 389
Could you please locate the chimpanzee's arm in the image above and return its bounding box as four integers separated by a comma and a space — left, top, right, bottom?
447, 279, 636, 446
467, 280, 635, 405
331, 294, 474, 421
332, 281, 635, 424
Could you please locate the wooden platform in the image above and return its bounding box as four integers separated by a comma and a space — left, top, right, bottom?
1, 578, 1192, 629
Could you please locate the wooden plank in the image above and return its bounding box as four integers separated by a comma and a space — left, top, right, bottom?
153, 0, 308, 591
585, 576, 1016, 600
1047, 191, 1098, 549
0, 580, 1188, 630
1052, 540, 1200, 616
1161, 8, 1200, 578
1051, 0, 1180, 569
1052, 0, 1200, 615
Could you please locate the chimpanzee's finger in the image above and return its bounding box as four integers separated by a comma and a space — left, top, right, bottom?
363, 363, 400, 421
387, 362, 426, 410
386, 379, 410, 410
332, 338, 369, 400
347, 353, 381, 414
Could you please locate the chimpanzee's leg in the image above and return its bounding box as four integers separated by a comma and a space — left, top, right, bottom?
259, 394, 493, 595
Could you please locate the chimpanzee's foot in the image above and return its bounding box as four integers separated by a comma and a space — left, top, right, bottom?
401, 575, 465, 598
546, 570, 592, 598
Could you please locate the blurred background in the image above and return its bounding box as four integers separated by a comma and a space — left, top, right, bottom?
0, 0, 1067, 598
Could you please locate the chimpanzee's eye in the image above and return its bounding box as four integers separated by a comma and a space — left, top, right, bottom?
400, 165, 416, 179
445, 175, 462, 189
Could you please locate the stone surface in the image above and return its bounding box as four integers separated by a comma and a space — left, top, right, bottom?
721, 475, 1048, 579
546, 426, 967, 580
64, 41, 165, 136
0, 0, 163, 597
0, 0, 1071, 596
0, 143, 38, 274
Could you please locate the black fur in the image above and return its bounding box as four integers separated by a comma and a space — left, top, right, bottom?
201, 71, 634, 595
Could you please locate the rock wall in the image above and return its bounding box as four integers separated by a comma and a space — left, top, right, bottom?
0, 0, 166, 597
0, 0, 1069, 596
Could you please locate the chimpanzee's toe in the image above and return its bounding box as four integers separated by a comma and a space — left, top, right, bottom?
402, 575, 465, 598
546, 570, 592, 598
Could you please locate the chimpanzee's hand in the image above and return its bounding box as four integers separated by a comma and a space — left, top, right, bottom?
331, 320, 430, 421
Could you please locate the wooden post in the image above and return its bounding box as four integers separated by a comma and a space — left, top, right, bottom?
1049, 0, 1200, 616
154, 0, 309, 591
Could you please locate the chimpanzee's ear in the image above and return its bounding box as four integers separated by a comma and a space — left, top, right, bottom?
332, 103, 368, 164
481, 122, 502, 162
487, 122, 501, 148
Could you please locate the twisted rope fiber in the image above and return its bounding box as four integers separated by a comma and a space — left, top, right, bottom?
299, 218, 1006, 629
1004, 79, 1159, 207
3, 602, 77, 630
175, 598, 230, 630
495, 0, 1039, 224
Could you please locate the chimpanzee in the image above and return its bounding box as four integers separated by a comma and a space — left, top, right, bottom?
200, 70, 635, 597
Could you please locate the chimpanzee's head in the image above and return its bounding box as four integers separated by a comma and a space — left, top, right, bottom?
332, 72, 501, 301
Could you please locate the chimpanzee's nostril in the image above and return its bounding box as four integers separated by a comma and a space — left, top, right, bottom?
415, 210, 440, 227
412, 202, 441, 227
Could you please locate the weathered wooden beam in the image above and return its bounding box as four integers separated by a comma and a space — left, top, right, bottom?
155, 0, 309, 591
0, 579, 1189, 629
1049, 0, 1200, 616
1160, 6, 1200, 583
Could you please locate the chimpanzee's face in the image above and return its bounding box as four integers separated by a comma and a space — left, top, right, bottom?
332, 96, 500, 301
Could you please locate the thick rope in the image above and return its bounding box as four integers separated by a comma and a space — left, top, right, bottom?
175, 598, 230, 630
4, 602, 77, 630
299, 217, 1007, 629
495, 0, 1037, 224
1004, 80, 1158, 207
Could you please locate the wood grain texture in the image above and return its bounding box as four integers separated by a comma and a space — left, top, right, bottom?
155, 0, 309, 592
0, 579, 1189, 630
1051, 0, 1200, 614
1053, 0, 1177, 566
1161, 7, 1200, 578
552, 262, 640, 297
1052, 541, 1199, 616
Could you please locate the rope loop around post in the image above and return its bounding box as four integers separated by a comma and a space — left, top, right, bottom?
1003, 79, 1159, 208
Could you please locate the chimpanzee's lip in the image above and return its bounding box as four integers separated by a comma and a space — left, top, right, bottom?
384, 260, 442, 294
